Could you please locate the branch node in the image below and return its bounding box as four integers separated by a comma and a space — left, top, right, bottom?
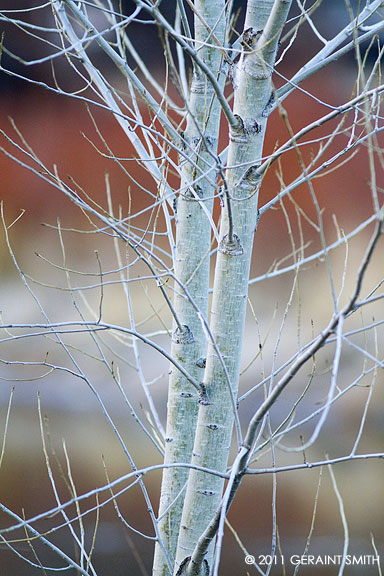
219, 233, 244, 256
241, 28, 263, 51
235, 165, 261, 194
172, 325, 195, 344
244, 118, 262, 135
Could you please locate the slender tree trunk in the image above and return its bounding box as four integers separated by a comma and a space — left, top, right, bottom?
153, 2, 227, 574
174, 2, 292, 573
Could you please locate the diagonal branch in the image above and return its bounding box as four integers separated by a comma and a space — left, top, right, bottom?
277, 0, 384, 102
60, 0, 181, 142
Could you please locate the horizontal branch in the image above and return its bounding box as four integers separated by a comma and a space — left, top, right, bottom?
0, 321, 202, 392
247, 452, 384, 475
257, 82, 384, 182
0, 462, 230, 536
249, 214, 377, 285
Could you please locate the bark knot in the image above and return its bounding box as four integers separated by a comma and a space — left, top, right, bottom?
196, 357, 206, 368
197, 489, 216, 496
206, 423, 219, 430
229, 114, 247, 143
198, 383, 210, 405
235, 165, 261, 196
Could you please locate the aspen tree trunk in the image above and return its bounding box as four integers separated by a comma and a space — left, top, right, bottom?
173, 1, 292, 574
153, 3, 227, 574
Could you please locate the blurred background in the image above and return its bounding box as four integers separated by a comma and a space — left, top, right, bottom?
0, 2, 383, 574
